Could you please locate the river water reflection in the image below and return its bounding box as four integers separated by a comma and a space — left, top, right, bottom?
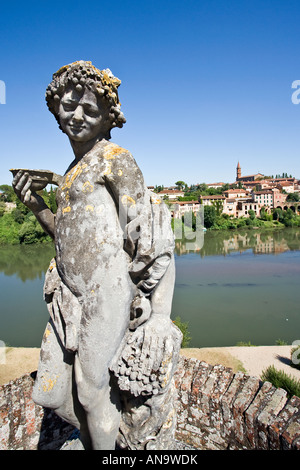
173, 228, 300, 347
0, 228, 300, 347
0, 244, 55, 347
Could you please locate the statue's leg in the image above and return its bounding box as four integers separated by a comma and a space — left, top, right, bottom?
74, 285, 131, 450
32, 319, 86, 431
74, 356, 121, 450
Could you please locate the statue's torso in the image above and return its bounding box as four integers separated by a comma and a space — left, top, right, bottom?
55, 142, 130, 295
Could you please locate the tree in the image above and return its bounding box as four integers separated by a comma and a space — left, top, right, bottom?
260, 206, 267, 220
175, 181, 187, 191
273, 207, 283, 222
197, 183, 208, 193
0, 201, 6, 217
286, 193, 300, 202
204, 205, 216, 228
48, 187, 57, 213
18, 218, 46, 244
248, 209, 256, 220
0, 185, 16, 202
154, 185, 164, 193
212, 199, 223, 216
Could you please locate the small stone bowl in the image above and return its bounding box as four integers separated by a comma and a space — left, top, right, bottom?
10, 169, 62, 192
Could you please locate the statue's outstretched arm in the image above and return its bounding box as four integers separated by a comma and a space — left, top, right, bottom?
12, 170, 55, 239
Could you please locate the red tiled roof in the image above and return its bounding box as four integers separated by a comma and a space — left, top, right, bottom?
253, 190, 273, 194
157, 189, 184, 194
224, 189, 249, 193
200, 195, 226, 199
279, 181, 294, 186
173, 200, 200, 205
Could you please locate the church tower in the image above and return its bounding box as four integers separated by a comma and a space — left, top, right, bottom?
236, 162, 241, 181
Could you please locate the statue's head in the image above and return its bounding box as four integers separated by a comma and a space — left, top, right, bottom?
45, 60, 126, 140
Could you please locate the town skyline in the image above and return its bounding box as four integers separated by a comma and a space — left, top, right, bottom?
151, 161, 299, 191
151, 161, 300, 221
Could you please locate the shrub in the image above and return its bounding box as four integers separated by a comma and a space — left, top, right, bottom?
261, 365, 300, 399
204, 205, 216, 228
291, 345, 300, 371
236, 341, 256, 347
0, 212, 20, 244
0, 202, 6, 217
173, 316, 191, 348
13, 208, 25, 224
275, 339, 288, 345
237, 218, 246, 228
18, 218, 49, 244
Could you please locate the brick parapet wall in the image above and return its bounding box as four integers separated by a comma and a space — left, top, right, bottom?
0, 373, 74, 450
174, 356, 300, 450
1, 357, 300, 450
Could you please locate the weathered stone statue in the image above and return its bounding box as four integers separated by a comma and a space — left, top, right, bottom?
11, 60, 182, 450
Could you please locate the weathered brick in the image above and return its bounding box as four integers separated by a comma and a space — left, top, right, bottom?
293, 436, 300, 450
206, 430, 228, 449
176, 426, 203, 449
175, 357, 199, 418
25, 397, 37, 436
0, 382, 10, 450
281, 413, 300, 450
176, 407, 188, 428
269, 395, 300, 449
185, 423, 202, 436
233, 375, 260, 447
244, 381, 274, 448
173, 356, 187, 388
209, 365, 234, 432
188, 361, 213, 428
0, 374, 75, 450
256, 387, 288, 450
191, 361, 212, 398
179, 358, 200, 398
196, 367, 219, 427
0, 416, 9, 450
221, 371, 248, 439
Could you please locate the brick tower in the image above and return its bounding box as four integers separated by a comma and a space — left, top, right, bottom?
236, 162, 241, 181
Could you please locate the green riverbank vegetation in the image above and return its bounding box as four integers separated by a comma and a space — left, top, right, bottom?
203, 205, 300, 231
171, 205, 300, 235
1, 183, 300, 244
0, 185, 56, 245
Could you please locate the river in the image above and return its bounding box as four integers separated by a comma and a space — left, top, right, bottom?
0, 228, 300, 348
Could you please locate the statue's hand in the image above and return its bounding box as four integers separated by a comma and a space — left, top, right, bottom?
12, 170, 43, 211
129, 294, 151, 330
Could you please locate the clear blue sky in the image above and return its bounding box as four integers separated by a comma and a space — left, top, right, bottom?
1, 0, 300, 187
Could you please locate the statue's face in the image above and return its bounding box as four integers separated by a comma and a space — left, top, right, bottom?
58, 85, 110, 142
